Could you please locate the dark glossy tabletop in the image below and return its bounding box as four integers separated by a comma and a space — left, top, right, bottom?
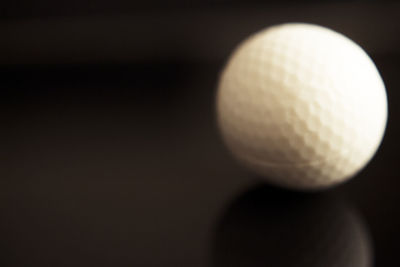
1, 57, 399, 267
1, 2, 400, 267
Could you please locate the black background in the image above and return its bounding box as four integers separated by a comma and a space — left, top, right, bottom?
1, 1, 400, 266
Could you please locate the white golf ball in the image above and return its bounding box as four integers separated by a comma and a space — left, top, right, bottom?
217, 23, 387, 190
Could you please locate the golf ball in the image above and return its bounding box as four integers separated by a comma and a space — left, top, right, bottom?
217, 23, 387, 190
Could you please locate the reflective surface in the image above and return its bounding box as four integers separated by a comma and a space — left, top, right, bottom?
213, 186, 372, 267
0, 56, 399, 266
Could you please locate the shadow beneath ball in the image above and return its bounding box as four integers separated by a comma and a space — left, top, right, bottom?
211, 184, 373, 267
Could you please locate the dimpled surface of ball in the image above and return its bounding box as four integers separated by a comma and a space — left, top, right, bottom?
217, 23, 387, 190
